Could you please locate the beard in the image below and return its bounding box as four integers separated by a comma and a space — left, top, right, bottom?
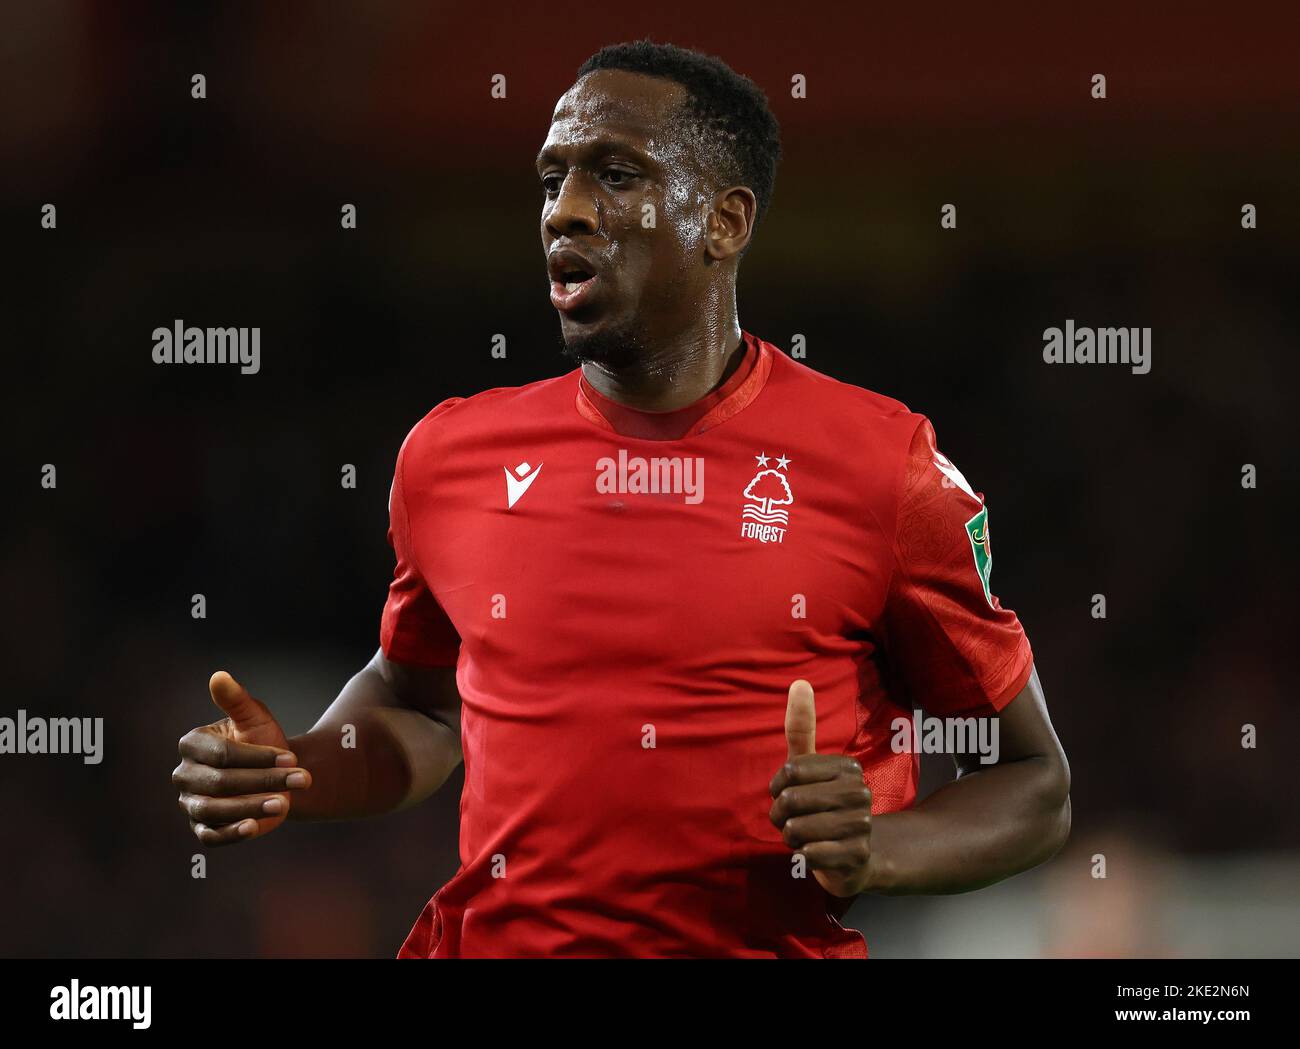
558, 319, 650, 373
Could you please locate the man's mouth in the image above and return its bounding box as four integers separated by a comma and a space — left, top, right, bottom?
550, 271, 598, 312
547, 250, 601, 314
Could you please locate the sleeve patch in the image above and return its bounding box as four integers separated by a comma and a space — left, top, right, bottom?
963, 506, 994, 608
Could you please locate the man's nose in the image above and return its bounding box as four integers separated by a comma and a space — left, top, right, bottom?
545, 174, 600, 238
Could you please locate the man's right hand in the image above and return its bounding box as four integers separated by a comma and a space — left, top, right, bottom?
172, 671, 313, 847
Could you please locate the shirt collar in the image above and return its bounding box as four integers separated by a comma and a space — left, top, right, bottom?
574, 331, 771, 440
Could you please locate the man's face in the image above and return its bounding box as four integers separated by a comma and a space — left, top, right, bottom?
537, 69, 713, 369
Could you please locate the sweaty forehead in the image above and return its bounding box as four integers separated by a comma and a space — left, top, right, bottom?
546, 69, 689, 150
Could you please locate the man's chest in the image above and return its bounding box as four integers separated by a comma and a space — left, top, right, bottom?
410, 430, 894, 677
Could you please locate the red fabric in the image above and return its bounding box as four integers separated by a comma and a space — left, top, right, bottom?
881, 418, 1034, 719
382, 331, 1033, 957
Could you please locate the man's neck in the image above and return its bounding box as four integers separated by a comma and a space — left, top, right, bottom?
580, 319, 746, 413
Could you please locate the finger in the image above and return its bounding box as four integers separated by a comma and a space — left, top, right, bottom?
178, 791, 289, 826
797, 838, 871, 874
778, 809, 872, 849
784, 679, 816, 760
190, 817, 266, 848
770, 776, 872, 826
177, 727, 295, 769
769, 753, 863, 797
172, 759, 311, 797
208, 671, 275, 737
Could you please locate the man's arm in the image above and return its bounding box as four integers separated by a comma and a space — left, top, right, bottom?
769, 664, 1070, 896
288, 648, 462, 821
864, 665, 1071, 894
173, 649, 462, 846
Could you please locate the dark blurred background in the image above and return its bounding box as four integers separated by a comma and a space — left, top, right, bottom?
1, 1, 1296, 957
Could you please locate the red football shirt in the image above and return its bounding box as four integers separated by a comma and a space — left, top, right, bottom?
382, 330, 1033, 958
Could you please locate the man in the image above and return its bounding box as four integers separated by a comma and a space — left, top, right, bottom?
173, 40, 1070, 958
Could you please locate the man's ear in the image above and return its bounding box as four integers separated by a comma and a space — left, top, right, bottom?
705, 186, 756, 261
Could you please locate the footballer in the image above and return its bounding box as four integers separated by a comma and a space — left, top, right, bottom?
172, 40, 1071, 958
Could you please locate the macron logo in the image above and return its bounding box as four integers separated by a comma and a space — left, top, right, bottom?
504, 461, 543, 509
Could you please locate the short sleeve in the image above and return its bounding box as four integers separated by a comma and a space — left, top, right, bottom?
379, 426, 462, 669
881, 417, 1033, 717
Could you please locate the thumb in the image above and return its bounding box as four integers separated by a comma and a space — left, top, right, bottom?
785, 679, 817, 759
208, 671, 275, 737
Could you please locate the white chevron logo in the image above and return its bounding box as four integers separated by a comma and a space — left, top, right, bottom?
504, 461, 543, 509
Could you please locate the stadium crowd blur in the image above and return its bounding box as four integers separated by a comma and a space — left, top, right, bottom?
2, 3, 1295, 956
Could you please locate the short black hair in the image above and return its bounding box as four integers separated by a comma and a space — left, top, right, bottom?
576, 40, 782, 245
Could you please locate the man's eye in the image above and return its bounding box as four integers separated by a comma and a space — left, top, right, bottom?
541, 174, 562, 195
602, 169, 636, 186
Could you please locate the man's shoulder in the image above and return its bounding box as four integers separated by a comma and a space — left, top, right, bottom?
760, 338, 925, 445
397, 369, 579, 460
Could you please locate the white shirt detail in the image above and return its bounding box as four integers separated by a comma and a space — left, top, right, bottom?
933, 451, 977, 500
